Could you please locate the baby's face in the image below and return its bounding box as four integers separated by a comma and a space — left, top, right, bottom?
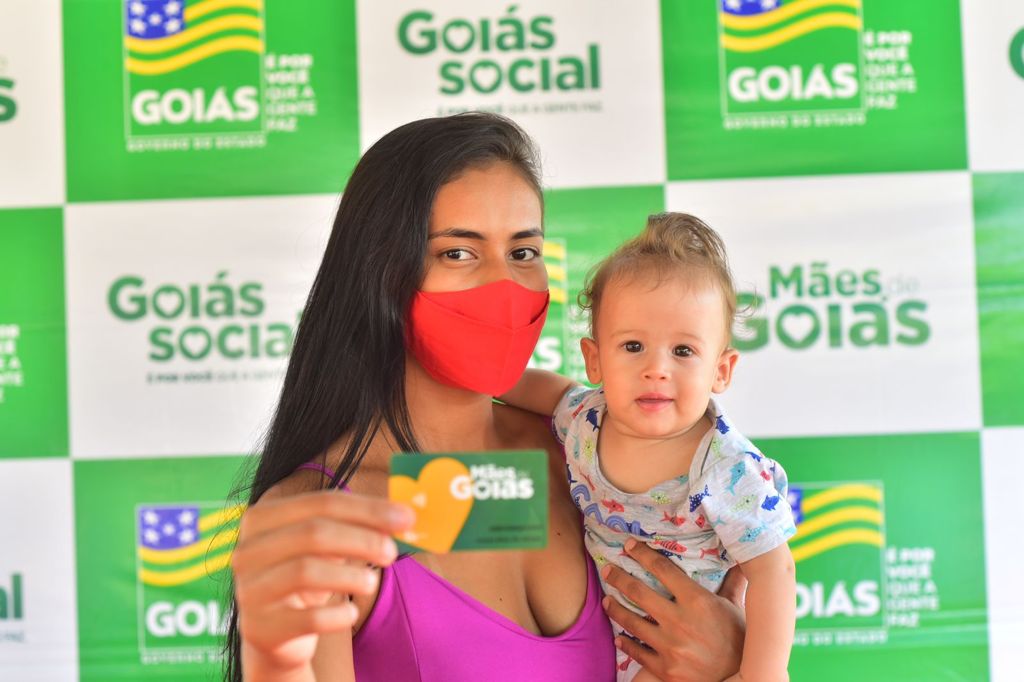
582, 273, 737, 442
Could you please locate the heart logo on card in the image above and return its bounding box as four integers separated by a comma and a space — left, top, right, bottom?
389, 457, 473, 553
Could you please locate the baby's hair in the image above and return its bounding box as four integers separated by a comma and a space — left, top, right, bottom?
579, 212, 737, 341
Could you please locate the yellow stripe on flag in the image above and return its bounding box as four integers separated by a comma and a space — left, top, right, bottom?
126, 36, 263, 75
546, 264, 567, 283
199, 504, 246, 532
721, 13, 861, 52
791, 528, 884, 563
139, 550, 233, 587
543, 241, 567, 260
791, 505, 882, 541
185, 0, 262, 22
802, 484, 881, 513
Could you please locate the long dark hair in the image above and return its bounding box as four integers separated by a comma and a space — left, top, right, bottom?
223, 112, 542, 681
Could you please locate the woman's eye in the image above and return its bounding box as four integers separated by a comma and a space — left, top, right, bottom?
442, 249, 472, 261
510, 247, 540, 262
674, 345, 694, 357
623, 341, 643, 353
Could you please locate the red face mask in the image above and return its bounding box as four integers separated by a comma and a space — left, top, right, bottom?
408, 279, 549, 396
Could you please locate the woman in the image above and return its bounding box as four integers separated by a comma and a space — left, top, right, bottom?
225, 113, 746, 681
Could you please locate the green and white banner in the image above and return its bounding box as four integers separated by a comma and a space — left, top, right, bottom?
1, 1, 1022, 680
764, 432, 988, 681
63, 0, 359, 201
73, 457, 243, 680
663, 0, 967, 178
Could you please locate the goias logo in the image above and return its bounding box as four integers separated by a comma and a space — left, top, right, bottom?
397, 7, 601, 95
718, 0, 863, 115
107, 272, 297, 361
123, 0, 265, 134
136, 502, 242, 661
733, 262, 930, 351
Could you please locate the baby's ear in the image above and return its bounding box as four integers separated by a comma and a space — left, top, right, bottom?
580, 337, 602, 385
713, 348, 739, 393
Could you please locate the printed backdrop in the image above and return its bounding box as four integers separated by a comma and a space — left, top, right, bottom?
1, 1, 1022, 680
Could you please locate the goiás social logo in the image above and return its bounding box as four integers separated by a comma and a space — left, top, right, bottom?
106, 271, 301, 384
732, 262, 930, 352
397, 7, 602, 96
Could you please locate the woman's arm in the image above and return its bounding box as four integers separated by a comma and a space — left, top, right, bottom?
725, 545, 796, 682
498, 368, 578, 416
601, 539, 747, 682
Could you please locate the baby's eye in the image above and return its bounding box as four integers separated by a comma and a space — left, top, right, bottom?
442, 249, 473, 261
623, 341, 643, 353
510, 247, 540, 262
673, 345, 694, 357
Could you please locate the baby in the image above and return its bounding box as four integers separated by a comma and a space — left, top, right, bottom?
501, 213, 796, 682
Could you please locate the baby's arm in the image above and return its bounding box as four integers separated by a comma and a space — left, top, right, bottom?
725, 544, 796, 682
498, 369, 578, 416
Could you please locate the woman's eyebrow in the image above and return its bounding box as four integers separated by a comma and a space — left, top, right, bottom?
428, 227, 544, 240
428, 228, 484, 240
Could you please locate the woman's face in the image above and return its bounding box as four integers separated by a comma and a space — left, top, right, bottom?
421, 162, 547, 293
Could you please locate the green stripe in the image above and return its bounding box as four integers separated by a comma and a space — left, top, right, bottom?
140, 546, 233, 572
128, 28, 261, 60
188, 6, 261, 26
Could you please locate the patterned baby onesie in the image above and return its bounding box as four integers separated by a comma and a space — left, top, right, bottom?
553, 386, 797, 681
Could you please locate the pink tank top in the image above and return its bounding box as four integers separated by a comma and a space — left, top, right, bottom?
296, 462, 614, 681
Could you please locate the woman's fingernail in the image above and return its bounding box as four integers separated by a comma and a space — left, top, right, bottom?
600, 564, 611, 579
389, 504, 414, 528
613, 637, 623, 649
341, 601, 359, 623
382, 538, 398, 561
602, 596, 611, 610
625, 538, 637, 551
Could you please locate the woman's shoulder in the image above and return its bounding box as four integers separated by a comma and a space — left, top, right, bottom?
493, 403, 572, 482
259, 468, 329, 503
260, 450, 388, 504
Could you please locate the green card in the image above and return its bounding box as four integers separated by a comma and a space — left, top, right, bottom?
389, 451, 549, 554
